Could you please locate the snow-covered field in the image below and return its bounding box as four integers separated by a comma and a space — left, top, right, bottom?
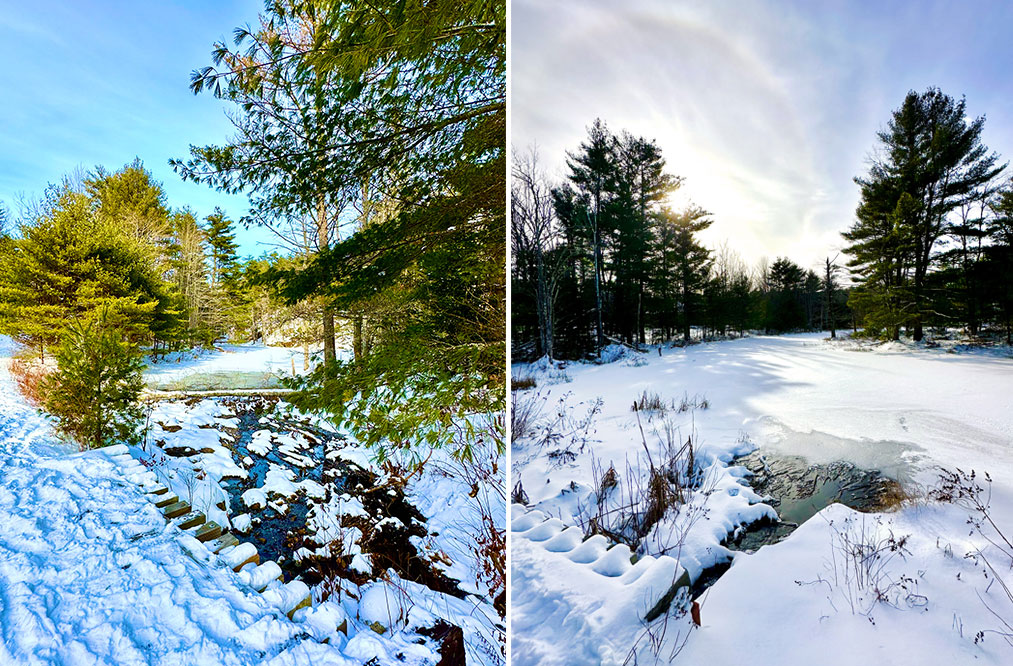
511, 333, 1013, 664
0, 337, 504, 664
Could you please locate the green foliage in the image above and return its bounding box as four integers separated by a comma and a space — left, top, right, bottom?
0, 188, 179, 353
41, 307, 145, 450
85, 158, 170, 243
654, 206, 712, 341
205, 207, 239, 286
178, 0, 506, 458
0, 202, 10, 238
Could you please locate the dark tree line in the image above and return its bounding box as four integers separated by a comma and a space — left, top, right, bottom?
512, 120, 852, 360
844, 87, 1013, 342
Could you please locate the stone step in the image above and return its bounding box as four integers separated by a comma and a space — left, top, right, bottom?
262, 579, 311, 619
176, 512, 206, 531
222, 542, 259, 571
126, 471, 158, 486
194, 522, 222, 543
162, 501, 191, 519
146, 484, 170, 496
152, 494, 178, 509
238, 560, 284, 592
209, 532, 241, 553
103, 444, 131, 457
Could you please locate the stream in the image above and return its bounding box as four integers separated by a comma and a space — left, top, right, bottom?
163, 396, 467, 599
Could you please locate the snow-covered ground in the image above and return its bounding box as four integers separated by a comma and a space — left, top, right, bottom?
0, 337, 347, 664
511, 333, 1013, 664
138, 396, 505, 664
144, 343, 324, 391
0, 337, 504, 664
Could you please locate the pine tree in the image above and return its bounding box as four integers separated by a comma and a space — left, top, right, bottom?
175, 0, 505, 458
656, 206, 712, 342
564, 119, 617, 352
845, 88, 1005, 340
0, 202, 10, 237
0, 189, 173, 355
824, 256, 841, 337
766, 257, 806, 332
42, 306, 145, 450
984, 186, 1013, 342
204, 207, 239, 286
166, 209, 214, 345
615, 132, 678, 345
85, 159, 170, 246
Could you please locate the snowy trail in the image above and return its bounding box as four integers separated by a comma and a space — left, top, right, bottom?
0, 341, 347, 665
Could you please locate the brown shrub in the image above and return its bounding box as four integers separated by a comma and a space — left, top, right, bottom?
475, 513, 505, 615
641, 468, 678, 536
511, 373, 537, 390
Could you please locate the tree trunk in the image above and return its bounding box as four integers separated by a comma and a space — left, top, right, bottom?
682, 279, 691, 343
322, 303, 336, 364
317, 196, 336, 364
353, 315, 363, 361
592, 211, 604, 354
637, 279, 645, 347
912, 270, 924, 342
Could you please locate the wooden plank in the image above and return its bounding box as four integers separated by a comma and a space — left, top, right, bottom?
153, 494, 178, 508
162, 501, 190, 519
195, 522, 222, 542
177, 512, 206, 530
210, 532, 240, 553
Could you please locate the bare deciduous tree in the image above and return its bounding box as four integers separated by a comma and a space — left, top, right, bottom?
512, 147, 561, 359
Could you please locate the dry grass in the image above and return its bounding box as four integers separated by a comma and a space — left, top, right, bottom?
9, 355, 53, 407
641, 468, 679, 534
510, 388, 546, 441
511, 372, 537, 391
632, 391, 709, 415
632, 390, 666, 413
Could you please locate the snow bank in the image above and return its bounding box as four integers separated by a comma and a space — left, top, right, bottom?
513, 332, 1013, 664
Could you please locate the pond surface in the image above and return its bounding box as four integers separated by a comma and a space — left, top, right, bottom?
689, 448, 907, 599
728, 449, 906, 552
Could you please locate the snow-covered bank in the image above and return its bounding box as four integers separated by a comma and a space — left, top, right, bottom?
0, 336, 504, 664
511, 332, 1013, 664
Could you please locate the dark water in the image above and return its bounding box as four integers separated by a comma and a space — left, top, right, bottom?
689, 450, 905, 598
215, 399, 352, 579
163, 397, 465, 598
727, 450, 906, 552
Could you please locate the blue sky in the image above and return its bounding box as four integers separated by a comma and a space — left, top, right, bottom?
0, 0, 282, 257
512, 0, 1013, 273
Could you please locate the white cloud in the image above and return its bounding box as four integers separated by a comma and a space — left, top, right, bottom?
512, 0, 1013, 270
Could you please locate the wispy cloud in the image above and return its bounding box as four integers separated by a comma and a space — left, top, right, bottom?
513, 0, 1013, 271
